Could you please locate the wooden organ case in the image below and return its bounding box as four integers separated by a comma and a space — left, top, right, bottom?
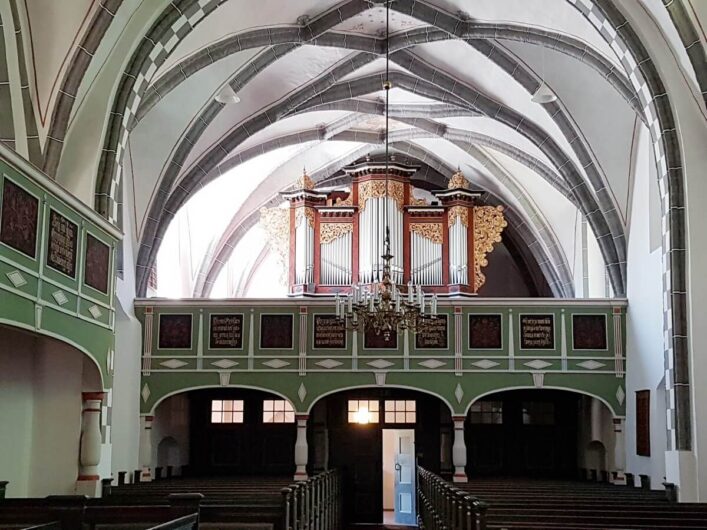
274, 160, 507, 296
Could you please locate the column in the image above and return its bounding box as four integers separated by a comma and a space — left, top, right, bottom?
76, 391, 106, 496
452, 416, 468, 483
140, 415, 154, 482
612, 418, 626, 485
294, 414, 309, 480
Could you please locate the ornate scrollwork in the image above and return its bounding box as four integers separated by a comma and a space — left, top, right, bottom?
410, 223, 443, 244
296, 169, 315, 190
335, 195, 353, 206
448, 169, 470, 189
320, 222, 353, 244
410, 196, 429, 206
448, 206, 469, 227
473, 205, 507, 291
358, 180, 404, 211
295, 206, 315, 228
259, 207, 290, 284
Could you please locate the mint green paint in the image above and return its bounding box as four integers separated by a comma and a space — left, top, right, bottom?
137, 301, 627, 417
0, 155, 119, 388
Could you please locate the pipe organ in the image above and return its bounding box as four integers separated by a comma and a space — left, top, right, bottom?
273, 160, 507, 296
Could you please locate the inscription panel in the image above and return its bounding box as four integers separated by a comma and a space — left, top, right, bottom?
210, 314, 243, 349
520, 314, 554, 350
572, 314, 608, 350
468, 314, 503, 349
46, 209, 78, 277
260, 314, 294, 349
84, 233, 110, 293
158, 314, 193, 349
0, 179, 38, 258
415, 315, 448, 349
313, 315, 346, 349
364, 330, 398, 349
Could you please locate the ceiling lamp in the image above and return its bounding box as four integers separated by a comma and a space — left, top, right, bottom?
215, 85, 240, 105
335, 0, 438, 341
531, 81, 557, 104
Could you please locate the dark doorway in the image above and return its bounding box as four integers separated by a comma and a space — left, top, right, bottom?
467, 389, 580, 477
189, 388, 296, 476
310, 388, 449, 524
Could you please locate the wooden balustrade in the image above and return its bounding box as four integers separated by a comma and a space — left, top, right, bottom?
281, 469, 341, 530
417, 467, 488, 530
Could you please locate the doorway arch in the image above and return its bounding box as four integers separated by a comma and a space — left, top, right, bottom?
310, 386, 451, 525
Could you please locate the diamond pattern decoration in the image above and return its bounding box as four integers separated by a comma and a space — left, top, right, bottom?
316, 359, 343, 369
263, 359, 290, 369
298, 382, 307, 402
471, 359, 500, 369
160, 359, 188, 369
616, 385, 626, 406
88, 305, 103, 319
141, 383, 151, 403
211, 359, 238, 369
6, 270, 26, 287
455, 383, 464, 404
578, 360, 606, 370
419, 359, 446, 369
367, 359, 394, 369
52, 290, 68, 306
524, 359, 553, 370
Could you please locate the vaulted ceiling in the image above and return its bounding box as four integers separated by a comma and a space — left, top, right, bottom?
5, 0, 706, 299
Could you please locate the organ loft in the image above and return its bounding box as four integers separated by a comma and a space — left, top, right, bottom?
269, 160, 507, 297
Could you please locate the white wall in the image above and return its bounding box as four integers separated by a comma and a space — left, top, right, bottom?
0, 330, 35, 497
110, 138, 144, 479
624, 124, 667, 490
151, 393, 191, 474
0, 327, 103, 497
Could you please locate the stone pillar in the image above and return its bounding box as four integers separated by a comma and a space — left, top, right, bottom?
452, 416, 468, 483
612, 418, 626, 485
294, 414, 309, 480
140, 415, 154, 482
76, 391, 106, 496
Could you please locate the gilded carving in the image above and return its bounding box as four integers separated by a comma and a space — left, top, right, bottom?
473, 205, 507, 291
410, 223, 443, 244
296, 169, 315, 190
335, 195, 353, 206
320, 222, 353, 244
448, 206, 469, 227
295, 206, 315, 228
410, 196, 429, 206
259, 207, 290, 284
448, 169, 470, 190
358, 180, 404, 211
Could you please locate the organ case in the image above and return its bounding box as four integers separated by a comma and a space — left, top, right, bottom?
272, 160, 506, 296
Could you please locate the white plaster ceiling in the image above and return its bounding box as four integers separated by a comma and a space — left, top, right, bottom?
23, 0, 94, 127
101, 0, 651, 297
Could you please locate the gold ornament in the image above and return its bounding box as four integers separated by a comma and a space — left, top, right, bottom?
259, 207, 290, 284
410, 196, 429, 206
358, 180, 404, 211
295, 206, 315, 228
296, 169, 315, 190
448, 168, 470, 190
320, 223, 354, 244
335, 195, 353, 206
473, 205, 507, 291
410, 223, 443, 244
448, 206, 469, 227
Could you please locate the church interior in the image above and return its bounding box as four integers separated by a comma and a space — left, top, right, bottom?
0, 0, 707, 528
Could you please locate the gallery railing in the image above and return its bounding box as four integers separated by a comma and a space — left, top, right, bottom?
281, 470, 341, 530
417, 467, 487, 530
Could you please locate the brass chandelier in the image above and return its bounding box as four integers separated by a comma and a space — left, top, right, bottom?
335, 0, 438, 340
